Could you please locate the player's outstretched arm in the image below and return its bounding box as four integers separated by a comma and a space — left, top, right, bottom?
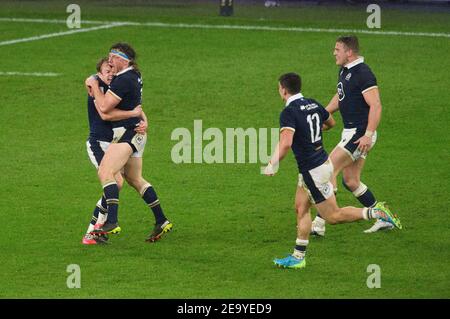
325, 93, 339, 114
264, 129, 294, 176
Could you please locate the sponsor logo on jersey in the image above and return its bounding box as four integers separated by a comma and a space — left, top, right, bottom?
300, 103, 320, 111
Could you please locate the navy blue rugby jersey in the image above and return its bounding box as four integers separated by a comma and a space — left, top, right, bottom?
280, 93, 330, 172
337, 58, 377, 129
87, 77, 113, 141
107, 67, 142, 128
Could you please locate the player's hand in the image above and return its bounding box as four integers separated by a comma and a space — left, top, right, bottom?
133, 105, 143, 118
135, 119, 147, 135
354, 135, 372, 154
86, 85, 93, 97
85, 75, 99, 89
84, 75, 95, 96
264, 162, 277, 176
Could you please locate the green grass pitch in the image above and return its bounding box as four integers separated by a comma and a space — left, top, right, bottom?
0, 1, 449, 298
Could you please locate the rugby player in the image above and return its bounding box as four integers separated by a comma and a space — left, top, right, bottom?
86, 43, 173, 243
82, 58, 144, 245
311, 35, 394, 235
264, 73, 401, 269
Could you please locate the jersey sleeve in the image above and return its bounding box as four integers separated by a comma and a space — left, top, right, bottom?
318, 104, 330, 122
311, 100, 329, 122
357, 67, 378, 94
279, 107, 296, 132
107, 77, 130, 100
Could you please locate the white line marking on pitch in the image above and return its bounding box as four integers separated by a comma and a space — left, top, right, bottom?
0, 17, 106, 25
0, 71, 60, 77
0, 17, 449, 38
0, 22, 128, 46
137, 22, 450, 39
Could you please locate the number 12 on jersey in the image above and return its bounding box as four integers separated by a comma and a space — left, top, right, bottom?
306, 113, 321, 143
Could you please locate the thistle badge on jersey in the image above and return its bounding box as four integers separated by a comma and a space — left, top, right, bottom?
337, 82, 345, 101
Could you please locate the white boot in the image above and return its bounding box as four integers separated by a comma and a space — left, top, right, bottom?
364, 219, 394, 233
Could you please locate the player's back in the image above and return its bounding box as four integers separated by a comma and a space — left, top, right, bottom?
280, 94, 330, 172
87, 77, 113, 142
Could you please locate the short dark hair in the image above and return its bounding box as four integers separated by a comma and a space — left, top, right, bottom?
96, 57, 109, 72
279, 73, 301, 95
110, 42, 139, 72
336, 35, 359, 53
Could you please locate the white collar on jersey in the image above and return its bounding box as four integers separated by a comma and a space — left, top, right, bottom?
344, 56, 364, 69
285, 93, 304, 106
116, 66, 134, 76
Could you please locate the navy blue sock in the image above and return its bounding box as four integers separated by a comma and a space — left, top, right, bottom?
352, 183, 377, 208
90, 207, 100, 226
101, 195, 107, 211
295, 245, 307, 253
293, 239, 308, 259
103, 182, 119, 224
356, 189, 377, 208
344, 181, 377, 208
142, 185, 167, 224
91, 195, 108, 225
98, 195, 109, 223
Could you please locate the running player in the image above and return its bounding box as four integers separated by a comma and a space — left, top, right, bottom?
264, 73, 401, 269
311, 35, 393, 235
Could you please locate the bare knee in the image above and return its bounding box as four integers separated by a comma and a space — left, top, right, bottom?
296, 203, 309, 216
124, 175, 139, 190
123, 174, 144, 192
116, 175, 124, 191
98, 165, 114, 184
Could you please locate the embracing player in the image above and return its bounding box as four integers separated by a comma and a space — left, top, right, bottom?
86, 43, 173, 243
82, 57, 144, 245
264, 73, 401, 269
311, 35, 394, 235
